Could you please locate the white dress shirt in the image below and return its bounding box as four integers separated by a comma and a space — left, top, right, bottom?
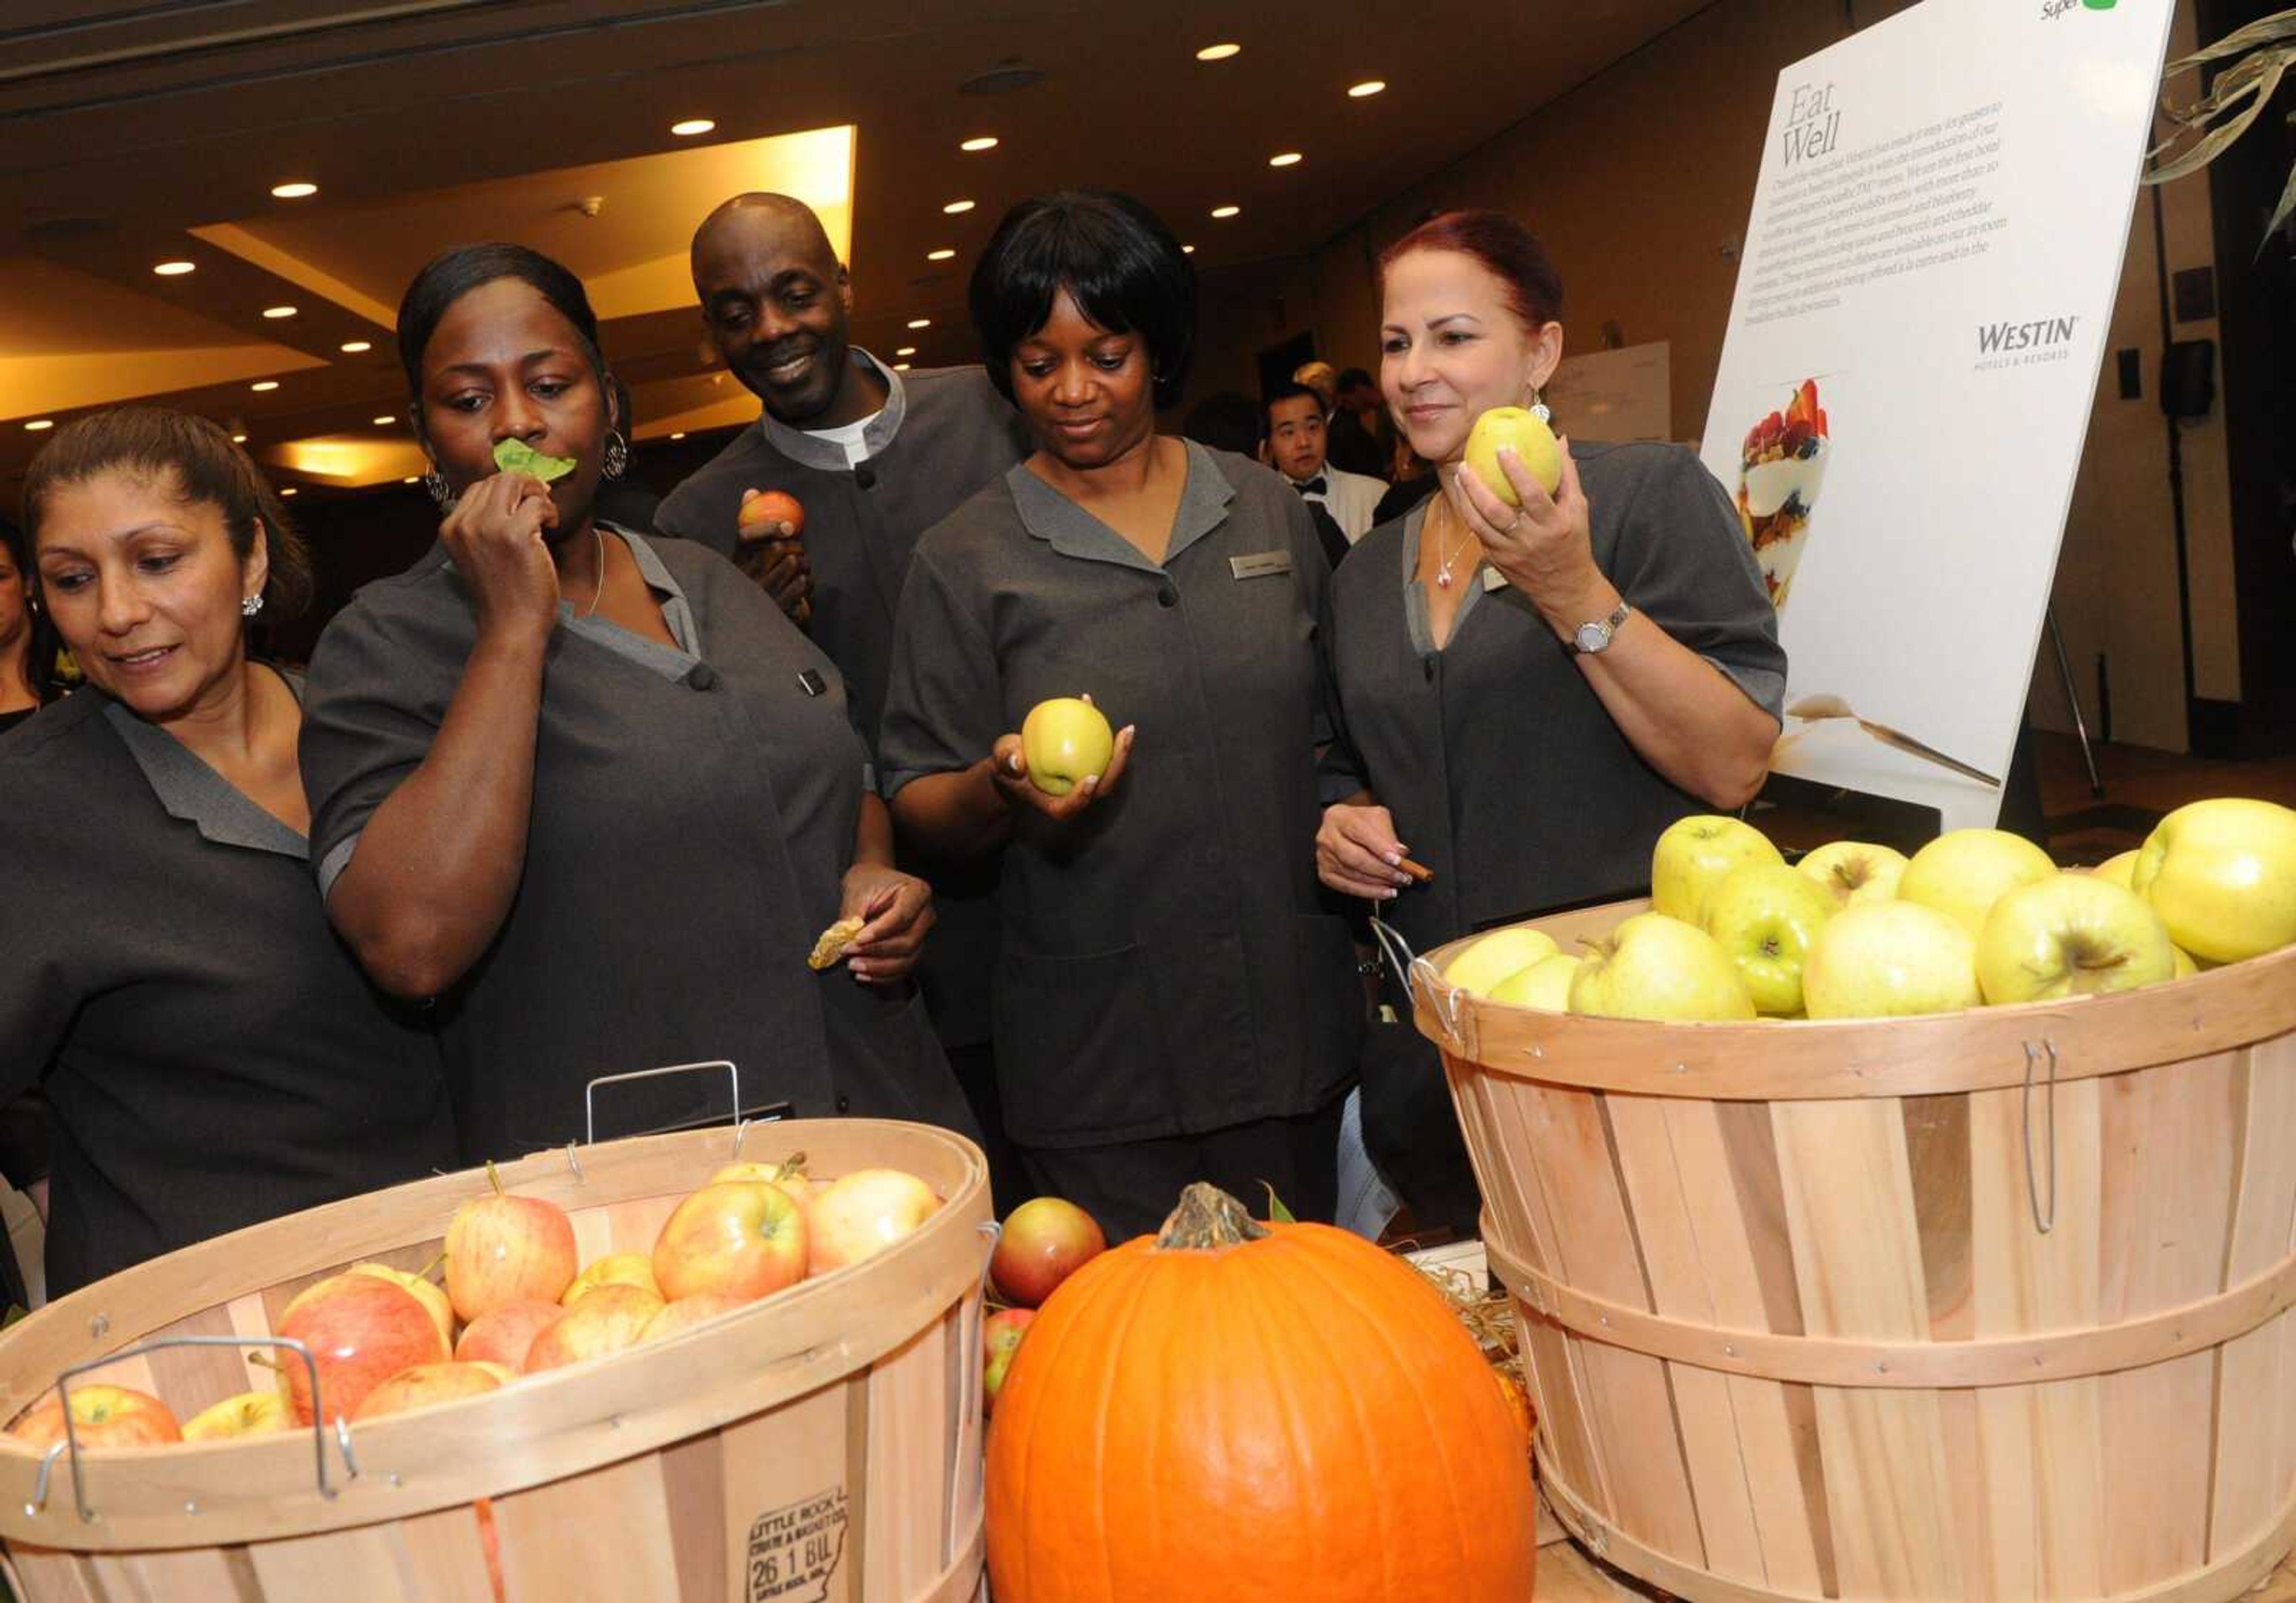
1292, 465, 1387, 545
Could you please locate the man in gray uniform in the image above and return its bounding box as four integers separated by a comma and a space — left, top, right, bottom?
654, 193, 1031, 1202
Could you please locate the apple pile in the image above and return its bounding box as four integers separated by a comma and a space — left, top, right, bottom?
982, 1196, 1106, 1412
1441, 796, 2296, 1023
5, 1153, 947, 1449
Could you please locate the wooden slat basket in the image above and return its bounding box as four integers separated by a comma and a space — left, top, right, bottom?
0, 1117, 991, 1602
1418, 897, 2296, 1603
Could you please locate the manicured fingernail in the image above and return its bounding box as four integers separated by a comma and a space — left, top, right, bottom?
1382, 888, 1399, 901
1081, 775, 1100, 792
1381, 851, 1402, 866
1393, 874, 1412, 888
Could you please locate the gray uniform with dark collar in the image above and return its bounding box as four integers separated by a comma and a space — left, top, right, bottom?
654, 353, 1031, 1049
300, 529, 976, 1159
878, 442, 1362, 1153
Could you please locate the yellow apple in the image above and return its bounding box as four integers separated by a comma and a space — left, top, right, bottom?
1651, 815, 1784, 926
2173, 945, 2200, 979
1488, 952, 1580, 1010
1802, 901, 1981, 1019
2131, 798, 2296, 964
1019, 697, 1115, 798
1897, 828, 2057, 939
1975, 872, 2176, 1006
182, 1390, 292, 1442
2091, 850, 2139, 890
1702, 863, 1837, 1016
1440, 924, 1559, 996
560, 1252, 660, 1308
1568, 912, 1756, 1021
1796, 840, 1910, 906
1461, 406, 1563, 506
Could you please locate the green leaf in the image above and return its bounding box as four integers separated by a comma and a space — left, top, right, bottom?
493, 436, 578, 483
2261, 159, 2296, 259
1260, 1182, 1297, 1225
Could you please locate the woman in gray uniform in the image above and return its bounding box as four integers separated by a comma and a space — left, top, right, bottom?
1317, 209, 1787, 1232
300, 245, 972, 1157
878, 191, 1361, 1241
2, 410, 453, 1293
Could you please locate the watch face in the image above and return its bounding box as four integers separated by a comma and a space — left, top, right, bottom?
1576, 621, 1608, 653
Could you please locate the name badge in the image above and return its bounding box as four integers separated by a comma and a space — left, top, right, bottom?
1482, 566, 1510, 593
797, 668, 826, 697
1230, 551, 1294, 581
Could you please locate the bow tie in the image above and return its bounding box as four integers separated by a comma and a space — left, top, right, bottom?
1292, 475, 1329, 496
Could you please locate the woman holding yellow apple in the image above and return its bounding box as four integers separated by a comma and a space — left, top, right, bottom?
1317, 210, 1785, 1231
880, 191, 1361, 1241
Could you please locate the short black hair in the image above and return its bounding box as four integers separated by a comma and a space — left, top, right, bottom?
1262, 381, 1327, 431
397, 243, 606, 404
969, 189, 1195, 410
21, 407, 313, 620
1181, 392, 1262, 457
1336, 367, 1375, 392
0, 515, 55, 703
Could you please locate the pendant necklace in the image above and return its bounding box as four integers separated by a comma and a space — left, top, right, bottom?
1433, 491, 1477, 591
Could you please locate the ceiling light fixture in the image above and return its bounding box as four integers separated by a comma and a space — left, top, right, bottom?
153, 260, 196, 276
262, 306, 298, 319
270, 181, 317, 199
231, 433, 249, 443
960, 136, 999, 152
340, 340, 373, 354
1210, 204, 1241, 219
1196, 42, 1241, 60
907, 317, 932, 329
1347, 79, 1387, 97
670, 118, 715, 137
670, 431, 686, 441
25, 419, 53, 431
1183, 245, 1196, 254
372, 415, 395, 426
942, 199, 975, 214
280, 487, 298, 496
1269, 151, 1303, 167
896, 346, 918, 356
402, 475, 419, 484
893, 363, 911, 371
927, 248, 957, 261
251, 381, 279, 392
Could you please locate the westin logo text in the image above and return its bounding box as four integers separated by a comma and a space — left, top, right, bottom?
1978, 316, 2079, 354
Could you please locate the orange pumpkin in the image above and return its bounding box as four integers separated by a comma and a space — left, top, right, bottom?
985, 1184, 1537, 1602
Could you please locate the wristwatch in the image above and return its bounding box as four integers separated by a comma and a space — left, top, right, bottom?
1572, 600, 1632, 655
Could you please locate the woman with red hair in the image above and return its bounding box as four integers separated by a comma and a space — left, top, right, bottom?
1317, 210, 1786, 1232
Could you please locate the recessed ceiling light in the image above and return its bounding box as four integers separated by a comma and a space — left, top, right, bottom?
895, 346, 918, 357
270, 181, 317, 200
25, 419, 53, 431
1347, 79, 1387, 97
1211, 204, 1241, 219
1196, 42, 1241, 60
670, 431, 686, 441
372, 415, 395, 426
907, 317, 932, 329
279, 486, 299, 496
1183, 245, 1196, 254
251, 380, 279, 392
942, 199, 975, 215
340, 340, 373, 354
262, 306, 298, 319
893, 363, 911, 371
231, 432, 248, 443
960, 136, 999, 152
402, 475, 419, 484
1269, 151, 1303, 167
670, 118, 715, 137
927, 248, 957, 261
153, 260, 196, 276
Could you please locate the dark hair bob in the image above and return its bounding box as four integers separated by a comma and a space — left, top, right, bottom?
20, 407, 313, 619
968, 189, 1196, 410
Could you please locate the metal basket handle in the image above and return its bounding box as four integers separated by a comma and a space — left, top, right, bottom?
1368, 915, 1470, 1048
584, 1059, 743, 1148
35, 1335, 342, 1525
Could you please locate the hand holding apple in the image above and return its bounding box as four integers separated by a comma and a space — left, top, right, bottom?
1448, 425, 1604, 628
1461, 407, 1564, 506
2132, 798, 2296, 964
736, 488, 811, 625
991, 1198, 1107, 1307
994, 696, 1134, 821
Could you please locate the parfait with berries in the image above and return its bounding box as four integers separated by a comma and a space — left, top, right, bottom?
1736, 378, 1830, 609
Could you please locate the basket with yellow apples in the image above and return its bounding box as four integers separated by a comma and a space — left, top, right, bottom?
0, 1113, 991, 1602
1410, 799, 2296, 1603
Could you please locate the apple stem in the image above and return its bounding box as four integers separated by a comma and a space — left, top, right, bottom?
486, 1159, 503, 1199
419, 1251, 447, 1283
248, 1353, 280, 1372
775, 1151, 808, 1183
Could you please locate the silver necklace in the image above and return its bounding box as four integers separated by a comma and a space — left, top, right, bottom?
1433, 493, 1477, 590
583, 527, 607, 618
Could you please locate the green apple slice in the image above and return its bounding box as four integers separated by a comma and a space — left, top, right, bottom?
493, 437, 578, 483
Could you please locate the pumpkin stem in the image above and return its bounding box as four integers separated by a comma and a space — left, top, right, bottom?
1157, 1183, 1270, 1250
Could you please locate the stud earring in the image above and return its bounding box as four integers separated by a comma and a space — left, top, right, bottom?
241, 593, 264, 619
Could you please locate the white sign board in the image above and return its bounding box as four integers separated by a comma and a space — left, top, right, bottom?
1547, 342, 1671, 444
1697, 0, 2172, 829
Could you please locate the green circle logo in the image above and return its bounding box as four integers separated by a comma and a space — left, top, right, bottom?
2083, 0, 2117, 8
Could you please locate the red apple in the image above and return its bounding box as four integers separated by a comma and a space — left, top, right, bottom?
521, 1283, 665, 1373
352, 1361, 503, 1422
982, 1307, 1036, 1412
652, 1180, 809, 1302
349, 1260, 456, 1352
10, 1384, 181, 1449
560, 1252, 660, 1307
738, 488, 805, 542
990, 1197, 1106, 1308
445, 1162, 579, 1321
276, 1272, 449, 1425
808, 1168, 941, 1277
182, 1390, 292, 1442
639, 1291, 752, 1345
453, 1298, 564, 1370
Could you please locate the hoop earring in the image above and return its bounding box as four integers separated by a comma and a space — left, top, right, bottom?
423, 469, 457, 513
602, 430, 629, 481
241, 593, 264, 619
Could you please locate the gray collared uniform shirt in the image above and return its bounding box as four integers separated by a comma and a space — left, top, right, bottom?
299, 528, 976, 1159
654, 353, 1032, 1049
0, 682, 454, 1294
1322, 440, 1788, 960
878, 442, 1363, 1149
